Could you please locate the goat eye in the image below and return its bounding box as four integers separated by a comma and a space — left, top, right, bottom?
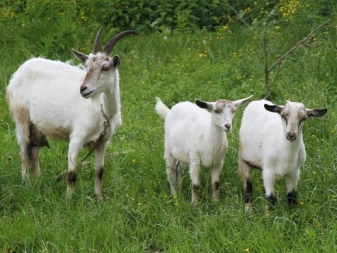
214, 109, 220, 114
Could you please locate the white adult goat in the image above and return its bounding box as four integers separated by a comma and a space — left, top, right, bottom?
238, 99, 327, 209
6, 29, 137, 198
156, 95, 252, 204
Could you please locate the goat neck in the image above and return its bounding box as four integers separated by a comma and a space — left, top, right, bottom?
207, 113, 226, 149
101, 72, 121, 119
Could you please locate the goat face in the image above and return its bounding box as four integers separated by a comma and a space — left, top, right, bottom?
72, 29, 137, 98
264, 101, 328, 141
196, 95, 252, 132
79, 53, 120, 98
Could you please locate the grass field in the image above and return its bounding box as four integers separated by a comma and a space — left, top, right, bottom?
1, 23, 337, 252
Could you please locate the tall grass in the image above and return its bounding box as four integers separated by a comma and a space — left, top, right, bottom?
1, 24, 337, 252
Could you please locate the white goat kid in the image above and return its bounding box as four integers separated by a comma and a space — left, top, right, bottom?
7, 29, 137, 198
156, 95, 252, 204
238, 100, 327, 209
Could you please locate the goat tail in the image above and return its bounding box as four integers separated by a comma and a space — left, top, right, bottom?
155, 97, 170, 119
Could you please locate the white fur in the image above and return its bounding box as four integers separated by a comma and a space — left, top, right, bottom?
7, 52, 122, 198
238, 99, 327, 209
156, 95, 252, 204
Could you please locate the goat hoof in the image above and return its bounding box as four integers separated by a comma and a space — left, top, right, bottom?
287, 190, 297, 205
244, 203, 252, 213
266, 194, 277, 204
264, 194, 277, 210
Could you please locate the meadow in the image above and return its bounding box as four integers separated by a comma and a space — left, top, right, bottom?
1, 20, 337, 252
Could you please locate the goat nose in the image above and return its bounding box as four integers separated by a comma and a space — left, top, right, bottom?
287, 132, 296, 140
80, 86, 87, 93
225, 124, 231, 130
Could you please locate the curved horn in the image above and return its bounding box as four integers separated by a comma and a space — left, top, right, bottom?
92, 28, 103, 54
102, 30, 138, 55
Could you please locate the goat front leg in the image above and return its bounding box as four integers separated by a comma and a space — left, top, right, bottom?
94, 143, 107, 200
189, 156, 201, 205
286, 170, 299, 205
211, 161, 223, 202
66, 139, 82, 198
262, 169, 277, 207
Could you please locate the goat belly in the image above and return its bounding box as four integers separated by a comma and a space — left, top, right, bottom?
37, 124, 71, 140
171, 147, 190, 164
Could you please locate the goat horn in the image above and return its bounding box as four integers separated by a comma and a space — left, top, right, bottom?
102, 30, 138, 55
92, 28, 103, 54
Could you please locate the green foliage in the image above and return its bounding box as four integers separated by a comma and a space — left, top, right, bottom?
1, 0, 335, 56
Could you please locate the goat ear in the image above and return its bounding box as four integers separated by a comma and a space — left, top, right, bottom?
196, 100, 213, 111
264, 104, 283, 114
233, 95, 253, 108
307, 108, 327, 117
72, 49, 88, 62
112, 55, 121, 68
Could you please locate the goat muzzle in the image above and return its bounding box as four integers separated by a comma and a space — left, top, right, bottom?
286, 132, 297, 141
80, 86, 87, 93
224, 124, 232, 131
80, 85, 94, 98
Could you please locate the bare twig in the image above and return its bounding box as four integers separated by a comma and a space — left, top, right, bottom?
263, 28, 270, 99
225, 2, 331, 98
268, 19, 331, 73
226, 2, 259, 38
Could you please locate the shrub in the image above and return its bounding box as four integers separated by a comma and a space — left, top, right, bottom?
0, 0, 335, 56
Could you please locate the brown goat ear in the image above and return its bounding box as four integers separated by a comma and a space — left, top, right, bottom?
264, 104, 283, 114
72, 49, 88, 62
112, 55, 121, 67
196, 100, 213, 111
307, 108, 327, 117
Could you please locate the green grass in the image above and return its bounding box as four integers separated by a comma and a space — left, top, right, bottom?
1, 25, 337, 252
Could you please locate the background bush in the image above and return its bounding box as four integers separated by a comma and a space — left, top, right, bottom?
1, 0, 335, 57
